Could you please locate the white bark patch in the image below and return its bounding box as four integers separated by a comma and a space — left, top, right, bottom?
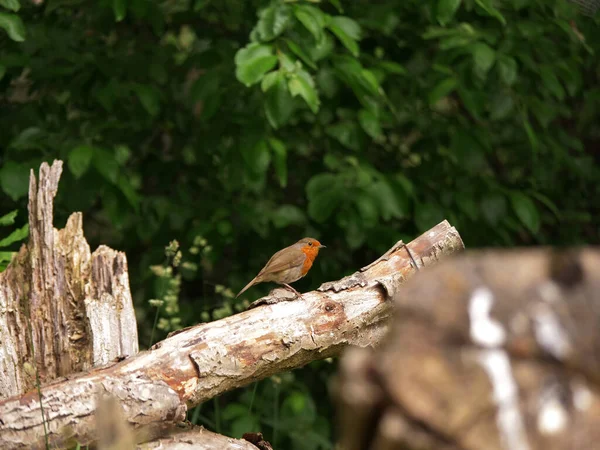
469, 287, 505, 348
537, 394, 568, 435
469, 288, 530, 450
476, 350, 530, 450
538, 281, 561, 303
573, 382, 592, 411
532, 304, 571, 359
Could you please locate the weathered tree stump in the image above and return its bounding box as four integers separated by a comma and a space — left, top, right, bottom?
335, 249, 600, 450
0, 160, 138, 399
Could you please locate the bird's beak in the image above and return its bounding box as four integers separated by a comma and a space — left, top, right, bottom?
319, 244, 326, 249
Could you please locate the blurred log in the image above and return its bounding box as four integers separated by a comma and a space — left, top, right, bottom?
0, 220, 464, 449
335, 248, 600, 450
137, 426, 262, 450
0, 160, 138, 400
93, 394, 262, 450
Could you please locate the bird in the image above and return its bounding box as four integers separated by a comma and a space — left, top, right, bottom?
236, 237, 326, 299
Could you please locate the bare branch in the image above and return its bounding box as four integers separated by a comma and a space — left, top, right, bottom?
0, 221, 464, 449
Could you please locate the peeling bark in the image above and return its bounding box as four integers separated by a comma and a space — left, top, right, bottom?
0, 220, 464, 449
0, 160, 138, 399
336, 248, 600, 450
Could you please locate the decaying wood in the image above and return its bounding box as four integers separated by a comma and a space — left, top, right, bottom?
335, 248, 600, 450
0, 220, 464, 449
0, 160, 138, 400
137, 426, 263, 450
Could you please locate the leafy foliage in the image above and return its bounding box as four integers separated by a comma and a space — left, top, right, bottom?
1, 0, 600, 447
0, 210, 28, 272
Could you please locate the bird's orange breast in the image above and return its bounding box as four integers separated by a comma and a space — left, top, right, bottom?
300, 246, 320, 276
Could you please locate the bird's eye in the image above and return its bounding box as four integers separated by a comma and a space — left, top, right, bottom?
308, 242, 313, 246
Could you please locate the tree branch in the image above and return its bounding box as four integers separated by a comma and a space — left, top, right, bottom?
0, 221, 464, 449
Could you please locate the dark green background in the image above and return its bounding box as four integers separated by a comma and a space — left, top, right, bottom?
1, 0, 599, 448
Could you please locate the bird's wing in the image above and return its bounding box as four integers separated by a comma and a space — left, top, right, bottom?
258, 247, 305, 276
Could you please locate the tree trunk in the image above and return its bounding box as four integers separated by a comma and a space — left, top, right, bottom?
0, 160, 138, 400
335, 248, 600, 450
0, 219, 464, 449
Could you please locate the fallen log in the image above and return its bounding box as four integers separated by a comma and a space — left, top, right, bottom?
0, 220, 464, 449
335, 248, 600, 450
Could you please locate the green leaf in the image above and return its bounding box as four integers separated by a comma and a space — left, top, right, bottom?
113, 0, 126, 21
358, 109, 383, 139
378, 61, 406, 75
489, 93, 514, 120
0, 0, 20, 12
132, 84, 161, 116
481, 193, 507, 225
0, 210, 18, 226
118, 177, 140, 211
254, 4, 292, 41
261, 71, 281, 92
284, 39, 317, 70
268, 138, 287, 187
189, 72, 220, 102
458, 87, 483, 120
317, 67, 339, 98
471, 42, 495, 76
0, 12, 26, 42
354, 192, 379, 227
265, 76, 295, 129
235, 43, 278, 87
310, 33, 334, 61
414, 202, 445, 232
330, 16, 360, 40
329, 0, 343, 13
510, 192, 540, 233
328, 17, 360, 56
242, 139, 271, 178
522, 115, 538, 152
294, 5, 326, 41
272, 205, 306, 228
326, 121, 361, 151
369, 179, 405, 220
288, 70, 320, 113
451, 129, 488, 173
497, 56, 518, 86
93, 149, 119, 184
307, 174, 343, 223
0, 251, 14, 267
360, 69, 381, 97
428, 77, 457, 106
0, 161, 29, 201
539, 67, 565, 100
437, 0, 461, 26
0, 224, 28, 247
231, 415, 260, 439
474, 0, 506, 25
115, 145, 132, 165
68, 145, 94, 179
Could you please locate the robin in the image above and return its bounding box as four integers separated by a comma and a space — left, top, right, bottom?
236, 237, 326, 298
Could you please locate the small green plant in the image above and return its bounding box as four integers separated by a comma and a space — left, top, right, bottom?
0, 210, 29, 272
148, 240, 183, 346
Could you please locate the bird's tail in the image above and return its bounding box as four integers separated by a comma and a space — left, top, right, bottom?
236, 276, 259, 298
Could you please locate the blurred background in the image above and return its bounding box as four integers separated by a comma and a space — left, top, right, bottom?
1, 0, 599, 448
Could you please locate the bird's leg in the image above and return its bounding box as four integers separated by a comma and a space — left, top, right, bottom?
282, 283, 303, 298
